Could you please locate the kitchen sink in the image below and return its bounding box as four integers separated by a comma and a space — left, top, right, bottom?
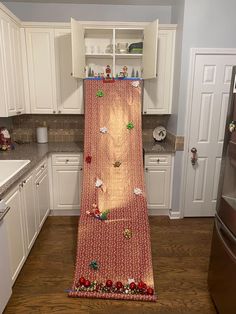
0, 160, 30, 187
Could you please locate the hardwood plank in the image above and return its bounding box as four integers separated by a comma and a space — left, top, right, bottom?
4, 216, 216, 314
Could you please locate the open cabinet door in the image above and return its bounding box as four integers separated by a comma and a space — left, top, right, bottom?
71, 18, 85, 78
142, 19, 159, 80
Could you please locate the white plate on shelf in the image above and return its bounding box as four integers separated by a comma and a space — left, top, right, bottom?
153, 126, 167, 142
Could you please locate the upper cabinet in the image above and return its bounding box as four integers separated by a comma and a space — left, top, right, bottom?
25, 28, 57, 114
143, 29, 176, 114
71, 19, 159, 80
0, 11, 25, 117
55, 29, 83, 114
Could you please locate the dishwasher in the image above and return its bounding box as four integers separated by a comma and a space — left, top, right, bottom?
0, 200, 12, 313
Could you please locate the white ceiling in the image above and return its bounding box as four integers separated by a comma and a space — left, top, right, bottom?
3, 0, 178, 5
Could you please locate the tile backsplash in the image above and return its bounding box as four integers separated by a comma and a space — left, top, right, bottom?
9, 114, 170, 143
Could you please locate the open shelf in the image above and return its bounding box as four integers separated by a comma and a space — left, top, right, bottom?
115, 53, 143, 59
85, 53, 113, 58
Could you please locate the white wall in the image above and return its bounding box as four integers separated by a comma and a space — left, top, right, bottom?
177, 0, 236, 136
2, 2, 172, 23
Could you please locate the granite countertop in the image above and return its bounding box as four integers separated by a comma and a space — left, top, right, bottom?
0, 142, 84, 198
0, 141, 175, 198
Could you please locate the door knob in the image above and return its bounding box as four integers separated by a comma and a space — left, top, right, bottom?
191, 147, 197, 166
229, 120, 236, 133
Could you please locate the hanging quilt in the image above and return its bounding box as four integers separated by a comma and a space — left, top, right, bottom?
69, 79, 156, 301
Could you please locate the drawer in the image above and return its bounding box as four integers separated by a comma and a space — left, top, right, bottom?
35, 158, 48, 178
145, 154, 171, 166
52, 154, 82, 166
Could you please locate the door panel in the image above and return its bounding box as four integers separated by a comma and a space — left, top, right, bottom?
184, 54, 236, 216
142, 19, 158, 80
71, 18, 85, 79
55, 29, 83, 113
36, 171, 49, 228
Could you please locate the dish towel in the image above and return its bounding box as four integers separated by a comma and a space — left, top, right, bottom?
69, 79, 156, 301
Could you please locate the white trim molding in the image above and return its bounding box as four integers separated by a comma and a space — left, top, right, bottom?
181, 48, 236, 218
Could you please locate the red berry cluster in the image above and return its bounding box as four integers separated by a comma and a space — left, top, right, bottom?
75, 277, 154, 296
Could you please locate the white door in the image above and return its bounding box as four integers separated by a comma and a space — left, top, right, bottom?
142, 19, 158, 80
143, 29, 175, 114
5, 186, 26, 283
0, 17, 16, 116
10, 22, 25, 115
26, 28, 57, 113
55, 29, 83, 114
52, 165, 82, 210
184, 53, 236, 216
71, 18, 85, 79
22, 173, 37, 252
145, 166, 170, 209
35, 170, 50, 228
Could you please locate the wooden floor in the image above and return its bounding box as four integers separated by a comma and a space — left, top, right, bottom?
4, 216, 216, 314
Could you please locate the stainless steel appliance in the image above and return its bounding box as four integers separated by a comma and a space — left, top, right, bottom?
208, 66, 236, 314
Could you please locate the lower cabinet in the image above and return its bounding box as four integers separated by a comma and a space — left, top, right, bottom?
22, 173, 37, 252
144, 154, 172, 213
4, 160, 50, 285
5, 186, 26, 283
51, 154, 83, 211
35, 169, 50, 229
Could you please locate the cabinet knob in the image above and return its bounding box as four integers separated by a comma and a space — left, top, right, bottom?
53, 110, 56, 114
157, 159, 160, 163
41, 165, 45, 169
36, 182, 40, 187
17, 111, 21, 115
71, 72, 73, 76
80, 167, 83, 171
58, 110, 61, 114
144, 111, 147, 114
145, 168, 148, 172
66, 159, 69, 163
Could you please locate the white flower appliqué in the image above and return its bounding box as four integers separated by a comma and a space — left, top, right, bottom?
134, 188, 142, 195
100, 127, 108, 134
131, 81, 140, 88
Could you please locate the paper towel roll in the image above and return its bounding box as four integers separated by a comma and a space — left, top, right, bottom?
36, 127, 48, 144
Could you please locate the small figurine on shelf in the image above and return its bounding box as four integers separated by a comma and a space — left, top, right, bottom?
88, 67, 92, 77
105, 65, 112, 79
118, 66, 128, 79
131, 68, 135, 77
136, 70, 139, 78
122, 65, 128, 77
91, 70, 94, 77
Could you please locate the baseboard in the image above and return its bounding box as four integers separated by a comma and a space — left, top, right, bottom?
148, 208, 169, 216
49, 209, 80, 216
169, 210, 181, 219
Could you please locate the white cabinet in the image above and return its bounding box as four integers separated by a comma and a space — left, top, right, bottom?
21, 173, 37, 252
5, 186, 26, 283
35, 168, 50, 229
71, 19, 159, 79
51, 154, 83, 211
25, 28, 57, 114
0, 11, 25, 117
55, 29, 83, 114
145, 154, 172, 213
143, 29, 175, 114
0, 216, 12, 313
4, 158, 49, 285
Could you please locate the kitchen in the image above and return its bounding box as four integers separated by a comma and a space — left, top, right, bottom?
0, 0, 236, 313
